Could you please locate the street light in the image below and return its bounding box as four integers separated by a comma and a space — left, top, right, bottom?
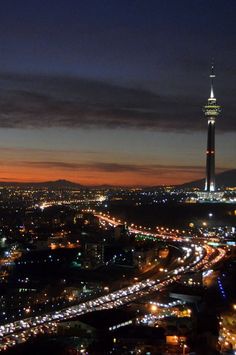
183, 344, 187, 355
150, 304, 157, 312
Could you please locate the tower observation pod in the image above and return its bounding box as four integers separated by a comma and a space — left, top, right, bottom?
203, 63, 221, 192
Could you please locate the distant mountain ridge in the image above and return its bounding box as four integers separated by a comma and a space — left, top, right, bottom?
180, 169, 236, 189
0, 179, 83, 189
0, 169, 235, 189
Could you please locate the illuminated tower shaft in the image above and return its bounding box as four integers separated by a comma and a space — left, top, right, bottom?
203, 64, 221, 192
205, 118, 215, 191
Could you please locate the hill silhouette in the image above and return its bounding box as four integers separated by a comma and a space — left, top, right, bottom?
181, 169, 236, 189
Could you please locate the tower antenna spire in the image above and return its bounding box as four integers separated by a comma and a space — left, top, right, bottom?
210, 60, 215, 99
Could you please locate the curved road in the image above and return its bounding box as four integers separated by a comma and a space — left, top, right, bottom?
0, 213, 227, 351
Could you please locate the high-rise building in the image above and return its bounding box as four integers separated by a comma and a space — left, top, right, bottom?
203, 63, 221, 192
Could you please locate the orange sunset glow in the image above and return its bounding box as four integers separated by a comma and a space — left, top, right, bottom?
0, 161, 207, 186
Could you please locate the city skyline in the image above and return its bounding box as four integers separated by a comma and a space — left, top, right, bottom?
0, 1, 235, 185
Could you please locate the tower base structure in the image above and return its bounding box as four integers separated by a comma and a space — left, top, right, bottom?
196, 190, 225, 203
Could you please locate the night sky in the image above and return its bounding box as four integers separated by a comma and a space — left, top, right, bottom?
0, 0, 235, 185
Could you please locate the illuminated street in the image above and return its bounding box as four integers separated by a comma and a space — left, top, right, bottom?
0, 213, 227, 352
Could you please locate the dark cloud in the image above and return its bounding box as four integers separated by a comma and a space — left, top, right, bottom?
0, 177, 14, 181
0, 146, 96, 155
26, 161, 160, 173
0, 73, 233, 132
23, 160, 226, 175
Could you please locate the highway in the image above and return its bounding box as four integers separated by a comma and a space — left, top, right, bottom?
95, 213, 183, 241
0, 213, 227, 351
